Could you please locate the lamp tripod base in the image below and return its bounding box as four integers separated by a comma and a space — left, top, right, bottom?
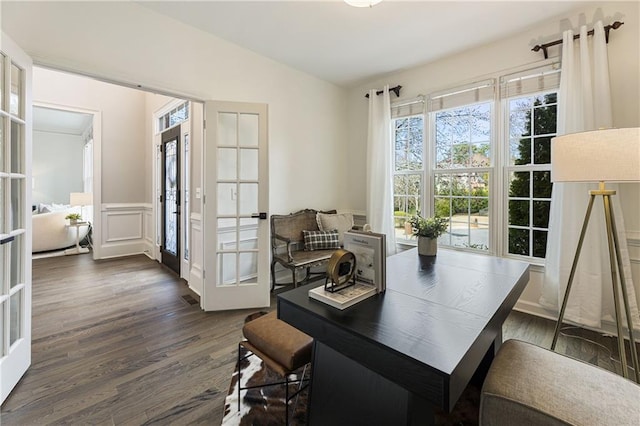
551, 185, 640, 383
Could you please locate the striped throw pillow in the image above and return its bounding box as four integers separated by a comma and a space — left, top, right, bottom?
303, 230, 340, 251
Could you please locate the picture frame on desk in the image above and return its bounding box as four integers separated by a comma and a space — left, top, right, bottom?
343, 230, 386, 293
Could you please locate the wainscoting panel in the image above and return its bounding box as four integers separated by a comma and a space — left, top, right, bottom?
99, 203, 154, 259
189, 213, 203, 296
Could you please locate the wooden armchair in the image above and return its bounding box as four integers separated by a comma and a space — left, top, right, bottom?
270, 209, 337, 291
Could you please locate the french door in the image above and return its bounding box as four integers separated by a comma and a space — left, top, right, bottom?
202, 101, 269, 311
161, 127, 181, 275
0, 34, 32, 404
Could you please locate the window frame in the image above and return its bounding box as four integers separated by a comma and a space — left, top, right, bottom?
392, 114, 425, 244
430, 100, 495, 254
390, 61, 560, 264
502, 90, 558, 262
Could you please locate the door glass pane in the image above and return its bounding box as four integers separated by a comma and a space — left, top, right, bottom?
218, 113, 237, 146
10, 63, 22, 117
218, 252, 237, 287
239, 183, 258, 216
11, 121, 23, 173
239, 113, 258, 147
184, 134, 190, 261
0, 301, 4, 355
218, 217, 236, 230
239, 219, 259, 250
217, 183, 237, 216
0, 116, 4, 171
0, 179, 4, 234
0, 54, 4, 107
164, 140, 178, 255
10, 291, 22, 346
10, 234, 23, 288
11, 178, 23, 230
217, 148, 237, 180
218, 218, 237, 251
239, 148, 258, 181
239, 252, 258, 284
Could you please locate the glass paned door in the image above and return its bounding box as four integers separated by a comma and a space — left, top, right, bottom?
161, 126, 180, 275
203, 101, 269, 311
1, 35, 32, 405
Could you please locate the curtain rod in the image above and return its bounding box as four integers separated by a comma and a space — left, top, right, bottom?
364, 85, 402, 98
532, 21, 623, 59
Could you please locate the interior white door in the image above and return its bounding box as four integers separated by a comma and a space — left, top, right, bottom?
0, 33, 33, 404
202, 101, 269, 311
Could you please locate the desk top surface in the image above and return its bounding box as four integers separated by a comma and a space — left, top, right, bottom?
278, 248, 530, 376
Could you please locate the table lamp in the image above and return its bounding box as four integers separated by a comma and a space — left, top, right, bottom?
70, 192, 93, 221
550, 127, 640, 383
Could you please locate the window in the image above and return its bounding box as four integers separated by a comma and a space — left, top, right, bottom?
505, 93, 557, 258
433, 103, 491, 251
158, 101, 189, 133
429, 80, 495, 252
391, 65, 559, 261
392, 99, 425, 242
502, 66, 559, 259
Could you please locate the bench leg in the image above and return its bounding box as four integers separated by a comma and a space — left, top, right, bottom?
270, 261, 277, 291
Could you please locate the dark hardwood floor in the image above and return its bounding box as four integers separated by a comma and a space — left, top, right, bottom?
1, 254, 270, 425
1, 254, 636, 424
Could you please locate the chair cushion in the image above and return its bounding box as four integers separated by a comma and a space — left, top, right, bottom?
242, 311, 313, 373
480, 339, 640, 426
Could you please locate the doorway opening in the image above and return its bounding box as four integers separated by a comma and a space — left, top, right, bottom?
32, 104, 98, 259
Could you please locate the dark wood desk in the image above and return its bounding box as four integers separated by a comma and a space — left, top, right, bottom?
277, 248, 530, 425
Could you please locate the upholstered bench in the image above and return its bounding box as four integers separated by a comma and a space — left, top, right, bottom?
480, 339, 640, 425
238, 311, 313, 424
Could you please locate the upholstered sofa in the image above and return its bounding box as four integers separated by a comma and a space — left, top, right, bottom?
32, 210, 90, 253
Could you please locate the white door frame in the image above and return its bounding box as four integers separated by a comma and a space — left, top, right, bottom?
151, 99, 192, 280
32, 101, 102, 260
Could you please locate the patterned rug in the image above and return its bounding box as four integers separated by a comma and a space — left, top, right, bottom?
222, 312, 480, 425
221, 345, 309, 426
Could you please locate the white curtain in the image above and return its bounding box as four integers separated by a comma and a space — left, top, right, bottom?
541, 22, 639, 329
366, 85, 397, 256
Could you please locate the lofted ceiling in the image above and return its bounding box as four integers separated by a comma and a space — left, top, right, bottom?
138, 0, 591, 87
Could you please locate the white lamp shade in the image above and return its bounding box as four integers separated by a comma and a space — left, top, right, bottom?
70, 192, 93, 206
551, 127, 640, 183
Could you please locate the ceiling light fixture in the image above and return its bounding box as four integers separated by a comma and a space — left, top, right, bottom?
345, 0, 383, 8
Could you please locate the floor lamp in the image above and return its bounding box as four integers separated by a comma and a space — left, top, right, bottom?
550, 127, 640, 383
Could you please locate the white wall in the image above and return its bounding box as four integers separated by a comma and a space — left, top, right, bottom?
32, 67, 150, 258
33, 68, 148, 204
32, 130, 83, 206
346, 1, 640, 332
1, 1, 349, 216
347, 1, 639, 214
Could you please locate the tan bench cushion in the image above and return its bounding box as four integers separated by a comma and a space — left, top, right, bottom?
480, 339, 640, 426
242, 311, 312, 375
